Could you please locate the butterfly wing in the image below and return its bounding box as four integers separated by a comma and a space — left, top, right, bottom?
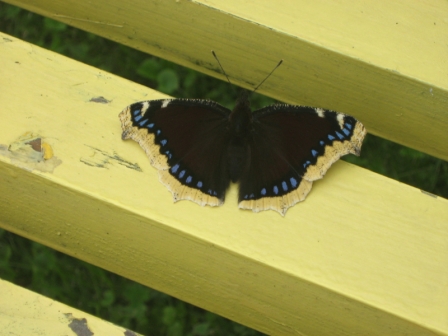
238, 105, 366, 215
120, 99, 232, 207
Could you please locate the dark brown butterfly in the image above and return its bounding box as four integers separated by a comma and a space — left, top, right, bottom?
119, 87, 366, 215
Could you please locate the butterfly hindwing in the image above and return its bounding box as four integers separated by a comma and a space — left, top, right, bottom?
238, 105, 366, 215
120, 99, 233, 206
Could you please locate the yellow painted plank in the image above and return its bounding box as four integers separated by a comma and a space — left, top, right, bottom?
0, 279, 141, 335
5, 0, 448, 161
1, 33, 448, 336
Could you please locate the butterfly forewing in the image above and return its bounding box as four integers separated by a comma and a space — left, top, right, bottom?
120, 99, 233, 206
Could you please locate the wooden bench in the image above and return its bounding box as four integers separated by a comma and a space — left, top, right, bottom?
1, 0, 447, 335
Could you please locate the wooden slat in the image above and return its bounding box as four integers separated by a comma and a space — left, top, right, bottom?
0, 279, 141, 335
1, 33, 447, 336
4, 0, 448, 161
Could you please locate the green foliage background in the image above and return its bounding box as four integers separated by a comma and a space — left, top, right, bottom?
0, 3, 447, 335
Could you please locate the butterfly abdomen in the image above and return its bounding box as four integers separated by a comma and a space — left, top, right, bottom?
227, 94, 253, 182
227, 139, 250, 183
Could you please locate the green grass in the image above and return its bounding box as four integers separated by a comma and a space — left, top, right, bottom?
0, 3, 447, 335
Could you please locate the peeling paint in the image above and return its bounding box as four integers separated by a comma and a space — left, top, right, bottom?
65, 313, 94, 336
89, 96, 111, 104
81, 145, 142, 171
0, 132, 61, 173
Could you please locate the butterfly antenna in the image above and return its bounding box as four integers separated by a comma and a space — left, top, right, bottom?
212, 50, 232, 85
252, 59, 283, 93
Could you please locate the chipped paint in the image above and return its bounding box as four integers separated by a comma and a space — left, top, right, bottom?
65, 313, 94, 336
80, 145, 142, 171
0, 132, 61, 173
89, 96, 111, 104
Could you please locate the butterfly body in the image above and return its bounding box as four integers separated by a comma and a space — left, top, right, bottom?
227, 91, 253, 183
120, 90, 366, 215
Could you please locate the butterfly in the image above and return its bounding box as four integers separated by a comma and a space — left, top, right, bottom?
119, 60, 366, 216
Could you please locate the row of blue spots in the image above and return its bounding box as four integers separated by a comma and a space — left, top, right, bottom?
270, 177, 299, 196
342, 122, 352, 136
170, 164, 195, 187
208, 189, 218, 196
169, 163, 212, 194
244, 177, 300, 200
153, 128, 166, 146
327, 121, 353, 142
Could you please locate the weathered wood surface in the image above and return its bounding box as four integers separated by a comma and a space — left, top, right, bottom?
5, 0, 448, 161
0, 32, 447, 335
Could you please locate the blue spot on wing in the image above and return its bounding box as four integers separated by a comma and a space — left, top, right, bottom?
156, 129, 161, 135
160, 139, 167, 146
343, 128, 351, 136
134, 115, 143, 122
311, 149, 318, 157
282, 181, 288, 191
273, 186, 279, 195
186, 176, 192, 184
345, 123, 352, 130
320, 141, 325, 146
290, 177, 298, 188
328, 134, 335, 141
261, 188, 266, 195
171, 164, 179, 173
179, 170, 185, 179
148, 123, 154, 129
197, 181, 203, 188
335, 131, 344, 140
138, 119, 148, 126
132, 109, 140, 116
